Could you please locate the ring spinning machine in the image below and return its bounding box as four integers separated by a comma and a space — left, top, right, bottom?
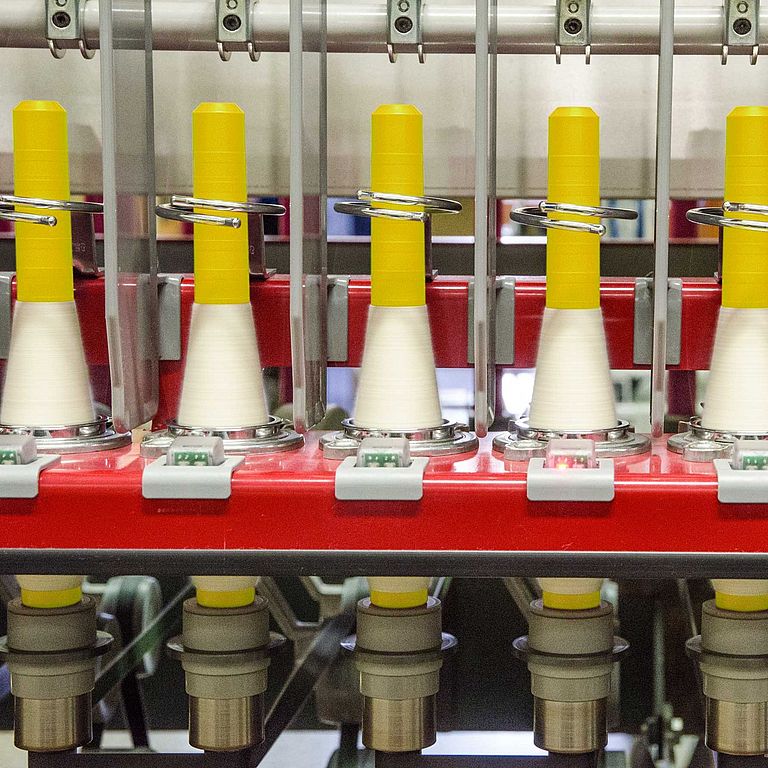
0, 1, 767, 768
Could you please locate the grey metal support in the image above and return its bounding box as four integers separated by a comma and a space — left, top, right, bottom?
472, 0, 498, 437
650, 0, 675, 439
289, 0, 328, 432
99, 0, 159, 431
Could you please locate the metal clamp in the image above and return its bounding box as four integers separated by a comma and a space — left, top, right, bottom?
0, 414, 132, 454
140, 415, 304, 458
0, 195, 103, 277
216, 0, 259, 62
687, 201, 768, 233
46, 0, 94, 59
493, 419, 651, 460
321, 419, 478, 459
387, 0, 425, 63
157, 196, 286, 279
556, 0, 592, 64
511, 201, 638, 237
722, 0, 760, 64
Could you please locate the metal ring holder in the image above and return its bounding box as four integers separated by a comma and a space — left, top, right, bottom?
334, 189, 462, 281
0, 414, 131, 454
497, 200, 650, 459
668, 201, 768, 461
146, 198, 303, 457
157, 195, 286, 279
0, 195, 103, 277
493, 419, 651, 460
321, 419, 479, 459
141, 415, 304, 458
46, 0, 95, 60
510, 200, 639, 237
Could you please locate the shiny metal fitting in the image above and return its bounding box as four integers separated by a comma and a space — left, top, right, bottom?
363, 696, 436, 753
189, 694, 265, 752
15, 693, 92, 753
494, 418, 650, 460
706, 699, 768, 756
534, 697, 606, 754
321, 418, 478, 459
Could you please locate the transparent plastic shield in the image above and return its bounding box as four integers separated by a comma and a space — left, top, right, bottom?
473, 0, 498, 436
289, 0, 328, 431
100, 0, 158, 431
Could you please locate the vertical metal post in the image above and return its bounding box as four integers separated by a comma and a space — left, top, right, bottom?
289, 0, 328, 432
650, 0, 675, 438
473, 0, 498, 437
100, 0, 158, 431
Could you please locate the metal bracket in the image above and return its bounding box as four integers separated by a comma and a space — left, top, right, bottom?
0, 435, 60, 499
71, 209, 100, 277
723, 0, 760, 64
158, 275, 182, 361
387, 0, 425, 63
526, 457, 615, 502
632, 277, 682, 366
248, 209, 275, 279
46, 0, 94, 59
327, 276, 349, 363
715, 458, 768, 503
216, 0, 260, 61
468, 276, 515, 365
0, 273, 13, 360
142, 437, 245, 500
556, 0, 592, 64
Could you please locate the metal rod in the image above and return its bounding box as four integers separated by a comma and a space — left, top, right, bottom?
1, 0, 765, 54
374, 753, 601, 768
7, 549, 768, 579
650, 0, 675, 439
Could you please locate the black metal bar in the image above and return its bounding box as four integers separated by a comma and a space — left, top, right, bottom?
28, 752, 250, 768
715, 755, 768, 767
92, 583, 192, 703
247, 607, 357, 767
6, 549, 768, 579
374, 754, 600, 768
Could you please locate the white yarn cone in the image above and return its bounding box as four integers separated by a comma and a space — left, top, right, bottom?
367, 577, 431, 595
0, 301, 95, 426
354, 305, 442, 431
177, 303, 269, 428
711, 579, 768, 597
192, 576, 258, 593
16, 575, 83, 593
701, 307, 768, 432
528, 307, 616, 431
539, 578, 604, 596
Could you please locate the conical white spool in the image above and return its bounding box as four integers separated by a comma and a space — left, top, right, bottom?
0, 301, 94, 426
528, 308, 616, 431
538, 578, 604, 596
701, 307, 768, 432
354, 305, 442, 431
177, 303, 269, 428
